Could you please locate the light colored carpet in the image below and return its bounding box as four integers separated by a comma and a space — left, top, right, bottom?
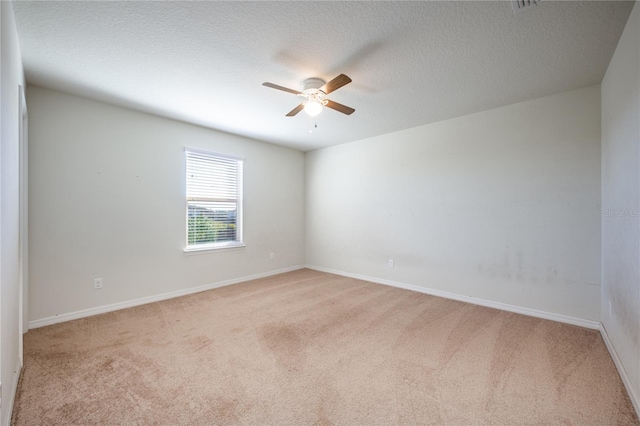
12, 269, 639, 425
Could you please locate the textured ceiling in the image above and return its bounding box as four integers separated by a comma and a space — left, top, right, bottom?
13, 1, 634, 151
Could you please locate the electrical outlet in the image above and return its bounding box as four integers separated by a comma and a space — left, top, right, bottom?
269, 252, 275, 260
388, 259, 394, 268
94, 278, 103, 290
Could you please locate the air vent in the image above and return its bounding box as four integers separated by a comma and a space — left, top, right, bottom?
512, 0, 541, 12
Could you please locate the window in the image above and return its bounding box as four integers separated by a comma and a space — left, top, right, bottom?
185, 148, 243, 251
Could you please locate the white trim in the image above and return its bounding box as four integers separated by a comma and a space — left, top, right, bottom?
183, 242, 246, 255
184, 146, 243, 161
599, 323, 640, 417
2, 359, 22, 426
18, 84, 29, 343
28, 263, 601, 335
28, 266, 304, 329
305, 265, 600, 330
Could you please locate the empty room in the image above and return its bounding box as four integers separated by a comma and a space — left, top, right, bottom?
1, 0, 639, 424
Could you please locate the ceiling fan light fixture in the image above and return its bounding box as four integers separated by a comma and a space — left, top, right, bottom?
304, 99, 323, 117
263, 74, 354, 117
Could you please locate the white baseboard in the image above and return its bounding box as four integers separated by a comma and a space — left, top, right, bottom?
2, 358, 22, 426
599, 323, 640, 417
28, 265, 305, 329
305, 265, 600, 330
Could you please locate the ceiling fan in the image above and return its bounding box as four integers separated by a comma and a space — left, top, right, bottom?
262, 74, 355, 117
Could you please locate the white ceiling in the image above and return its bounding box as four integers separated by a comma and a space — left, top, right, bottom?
13, 1, 634, 152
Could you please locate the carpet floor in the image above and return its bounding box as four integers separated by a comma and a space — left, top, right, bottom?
11, 269, 639, 425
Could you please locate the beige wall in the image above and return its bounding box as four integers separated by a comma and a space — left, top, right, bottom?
27, 86, 305, 323
306, 85, 601, 321
601, 1, 640, 411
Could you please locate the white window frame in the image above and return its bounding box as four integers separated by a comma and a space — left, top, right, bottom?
184, 147, 244, 253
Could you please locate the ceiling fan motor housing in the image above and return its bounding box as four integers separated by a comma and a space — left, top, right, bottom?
302, 78, 325, 93
302, 78, 328, 107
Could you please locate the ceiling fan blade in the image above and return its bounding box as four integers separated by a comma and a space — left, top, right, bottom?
262, 82, 302, 95
320, 74, 352, 94
325, 100, 355, 115
286, 104, 305, 117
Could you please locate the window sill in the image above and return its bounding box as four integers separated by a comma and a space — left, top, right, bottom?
183, 242, 246, 255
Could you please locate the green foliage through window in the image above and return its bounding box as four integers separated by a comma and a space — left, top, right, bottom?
187, 214, 236, 245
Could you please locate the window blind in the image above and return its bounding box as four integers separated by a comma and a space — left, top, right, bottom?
185, 149, 243, 248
